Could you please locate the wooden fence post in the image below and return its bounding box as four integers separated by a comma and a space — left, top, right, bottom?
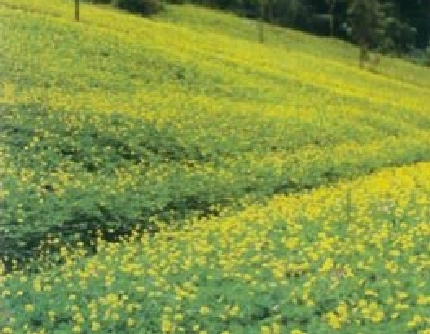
75, 0, 80, 21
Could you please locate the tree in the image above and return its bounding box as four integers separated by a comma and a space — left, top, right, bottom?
327, 0, 336, 36
267, 0, 274, 23
164, 0, 429, 55
113, 0, 162, 15
347, 0, 385, 67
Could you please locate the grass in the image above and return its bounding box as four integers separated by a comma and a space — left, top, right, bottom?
0, 0, 430, 333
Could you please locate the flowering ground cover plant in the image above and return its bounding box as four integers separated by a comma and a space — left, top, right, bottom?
1, 0, 430, 262
1, 163, 430, 333
0, 0, 430, 333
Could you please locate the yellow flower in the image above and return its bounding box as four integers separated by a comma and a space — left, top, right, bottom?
32, 279, 41, 294
291, 330, 306, 334
394, 303, 409, 310
127, 318, 136, 327
417, 294, 430, 305
391, 312, 400, 319
161, 318, 173, 333
371, 310, 384, 323
320, 258, 334, 272
72, 326, 81, 333
24, 304, 35, 313
91, 321, 101, 331
106, 293, 118, 304
48, 310, 55, 320
136, 286, 145, 293
200, 306, 211, 315
365, 290, 378, 297
325, 311, 342, 329
336, 302, 348, 318
2, 327, 13, 334
228, 305, 240, 316
272, 323, 281, 334
407, 315, 424, 328
261, 325, 271, 334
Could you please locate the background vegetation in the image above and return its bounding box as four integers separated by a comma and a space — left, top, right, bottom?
83, 0, 430, 62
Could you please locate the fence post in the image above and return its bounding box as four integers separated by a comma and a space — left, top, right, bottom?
75, 0, 80, 21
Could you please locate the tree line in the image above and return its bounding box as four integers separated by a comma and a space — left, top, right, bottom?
83, 0, 430, 65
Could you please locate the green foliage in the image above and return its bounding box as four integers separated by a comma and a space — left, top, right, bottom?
347, 0, 384, 45
345, 0, 418, 65
3, 103, 430, 266
375, 2, 416, 55
0, 2, 430, 333
0, 104, 203, 261
89, 0, 111, 4
407, 48, 430, 67
171, 0, 428, 57
2, 163, 430, 334
113, 0, 162, 15
1, 0, 430, 270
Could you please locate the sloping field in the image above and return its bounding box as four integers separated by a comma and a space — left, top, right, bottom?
0, 0, 430, 333
2, 163, 430, 333
1, 0, 430, 262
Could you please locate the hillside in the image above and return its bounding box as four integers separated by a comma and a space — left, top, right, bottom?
2, 0, 430, 256
0, 1, 430, 333
2, 162, 430, 333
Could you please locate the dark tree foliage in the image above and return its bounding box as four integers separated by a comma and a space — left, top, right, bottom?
113, 0, 162, 15
347, 0, 386, 66
85, 0, 429, 59
163, 0, 429, 55
85, 0, 162, 15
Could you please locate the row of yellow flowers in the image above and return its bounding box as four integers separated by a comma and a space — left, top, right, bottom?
2, 163, 429, 333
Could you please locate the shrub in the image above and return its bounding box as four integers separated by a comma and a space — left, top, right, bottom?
113, 0, 163, 15
89, 0, 111, 4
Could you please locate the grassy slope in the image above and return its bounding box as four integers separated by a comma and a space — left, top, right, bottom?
158, 4, 430, 89
1, 0, 430, 258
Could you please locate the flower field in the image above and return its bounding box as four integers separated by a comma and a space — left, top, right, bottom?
1, 164, 430, 333
1, 0, 430, 333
